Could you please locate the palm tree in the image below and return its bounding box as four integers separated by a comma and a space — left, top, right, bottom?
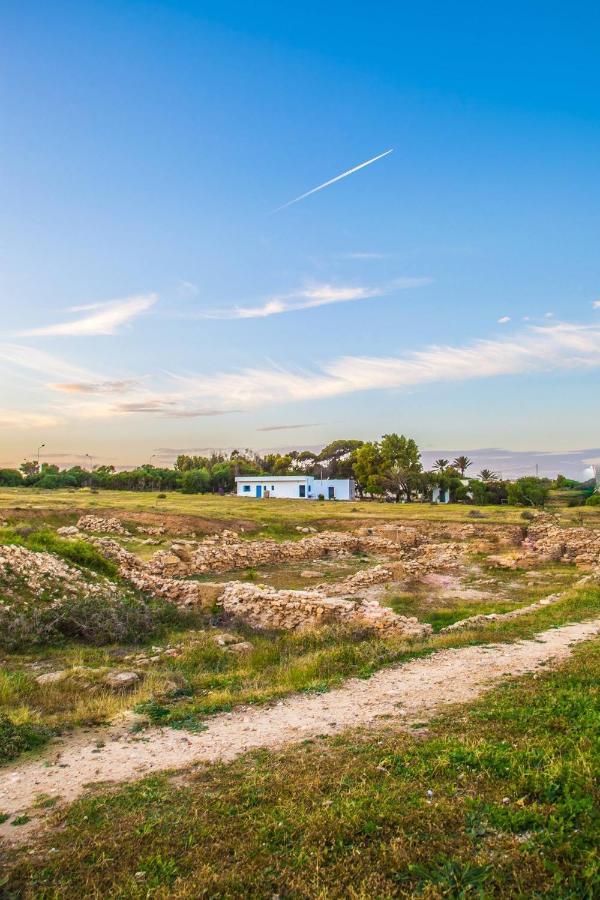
479, 468, 498, 483
433, 458, 449, 473
453, 455, 473, 477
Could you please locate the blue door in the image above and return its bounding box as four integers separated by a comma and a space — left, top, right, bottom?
256, 485, 262, 498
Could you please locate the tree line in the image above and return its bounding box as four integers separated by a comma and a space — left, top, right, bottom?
0, 437, 596, 507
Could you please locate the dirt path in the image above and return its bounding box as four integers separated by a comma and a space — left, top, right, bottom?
2, 618, 599, 841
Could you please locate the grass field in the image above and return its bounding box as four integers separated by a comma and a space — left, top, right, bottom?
3, 629, 599, 898
2, 486, 599, 530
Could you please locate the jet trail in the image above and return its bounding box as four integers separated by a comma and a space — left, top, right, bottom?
272, 148, 393, 212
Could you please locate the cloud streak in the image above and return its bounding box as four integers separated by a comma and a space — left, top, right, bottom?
17, 294, 157, 337
272, 149, 393, 212
174, 322, 600, 409
198, 278, 430, 320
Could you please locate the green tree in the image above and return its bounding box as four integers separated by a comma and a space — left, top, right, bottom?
181, 468, 211, 494
433, 458, 449, 474
0, 468, 22, 486
380, 434, 422, 502
452, 455, 473, 477
479, 468, 498, 483
507, 477, 550, 508
352, 442, 385, 498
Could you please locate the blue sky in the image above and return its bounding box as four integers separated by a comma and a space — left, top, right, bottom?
1, 1, 599, 474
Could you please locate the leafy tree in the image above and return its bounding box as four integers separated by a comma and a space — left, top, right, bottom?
318, 440, 364, 479
479, 469, 498, 483
507, 477, 550, 508
380, 434, 422, 502
433, 458, 450, 474
352, 442, 385, 498
181, 468, 211, 494
452, 455, 473, 477
0, 468, 22, 486
20, 460, 39, 477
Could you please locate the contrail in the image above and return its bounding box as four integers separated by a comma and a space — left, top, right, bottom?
272, 148, 394, 212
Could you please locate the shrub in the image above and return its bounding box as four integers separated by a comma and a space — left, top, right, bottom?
585, 494, 600, 506
0, 468, 22, 487
521, 510, 535, 521
0, 594, 198, 651
507, 477, 550, 508
0, 714, 52, 763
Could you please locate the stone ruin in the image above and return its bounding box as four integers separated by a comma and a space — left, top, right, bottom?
76, 515, 131, 536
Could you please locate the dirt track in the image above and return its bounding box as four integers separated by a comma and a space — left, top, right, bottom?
1, 618, 599, 843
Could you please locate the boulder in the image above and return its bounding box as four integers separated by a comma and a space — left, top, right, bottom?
103, 671, 140, 691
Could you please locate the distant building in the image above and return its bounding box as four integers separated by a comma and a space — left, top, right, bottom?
235, 475, 355, 501
431, 486, 450, 503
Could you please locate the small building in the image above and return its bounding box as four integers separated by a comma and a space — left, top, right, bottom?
431, 486, 450, 504
235, 475, 355, 501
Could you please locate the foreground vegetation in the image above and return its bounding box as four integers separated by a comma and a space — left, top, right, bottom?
3, 629, 599, 897
2, 581, 597, 755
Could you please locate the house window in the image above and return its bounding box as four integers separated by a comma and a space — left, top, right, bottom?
299, 485, 306, 498
271, 485, 275, 491
243, 485, 250, 492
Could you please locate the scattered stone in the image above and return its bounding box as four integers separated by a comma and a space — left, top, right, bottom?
77, 515, 130, 535
103, 671, 140, 691
226, 641, 254, 653
56, 526, 80, 537
36, 671, 68, 686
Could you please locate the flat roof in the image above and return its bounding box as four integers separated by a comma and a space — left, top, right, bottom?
235, 475, 308, 482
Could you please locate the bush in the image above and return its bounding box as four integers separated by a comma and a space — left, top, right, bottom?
0, 594, 198, 651
586, 493, 600, 506
521, 510, 535, 521
0, 713, 52, 763
0, 468, 22, 487
507, 477, 550, 508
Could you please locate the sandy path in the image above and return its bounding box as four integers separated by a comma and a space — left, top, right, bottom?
2, 618, 599, 839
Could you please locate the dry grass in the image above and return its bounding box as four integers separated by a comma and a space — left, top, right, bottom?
3, 486, 600, 529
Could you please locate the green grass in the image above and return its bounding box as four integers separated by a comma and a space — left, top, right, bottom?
4, 631, 599, 897
4, 486, 600, 528
3, 584, 597, 743
0, 526, 117, 577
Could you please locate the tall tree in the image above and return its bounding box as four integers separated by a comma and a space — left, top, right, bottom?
452, 455, 473, 477
380, 433, 423, 502
479, 469, 498, 483
433, 458, 450, 474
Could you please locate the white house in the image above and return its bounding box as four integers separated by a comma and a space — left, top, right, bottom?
235, 475, 355, 501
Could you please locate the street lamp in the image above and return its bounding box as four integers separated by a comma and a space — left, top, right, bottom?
85, 453, 94, 471
37, 443, 46, 467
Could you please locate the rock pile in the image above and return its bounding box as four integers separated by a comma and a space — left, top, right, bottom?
0, 544, 120, 607
220, 581, 431, 636
77, 515, 130, 535
524, 517, 600, 568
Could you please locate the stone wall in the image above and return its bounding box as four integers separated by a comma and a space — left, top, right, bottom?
220, 581, 431, 636
523, 517, 600, 567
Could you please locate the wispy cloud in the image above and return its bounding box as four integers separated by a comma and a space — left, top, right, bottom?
173, 322, 600, 409
497, 316, 511, 324
257, 423, 320, 432
4, 321, 599, 428
17, 294, 157, 337
272, 149, 393, 212
198, 278, 430, 320
50, 379, 140, 394
593, 300, 600, 309
0, 410, 60, 428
